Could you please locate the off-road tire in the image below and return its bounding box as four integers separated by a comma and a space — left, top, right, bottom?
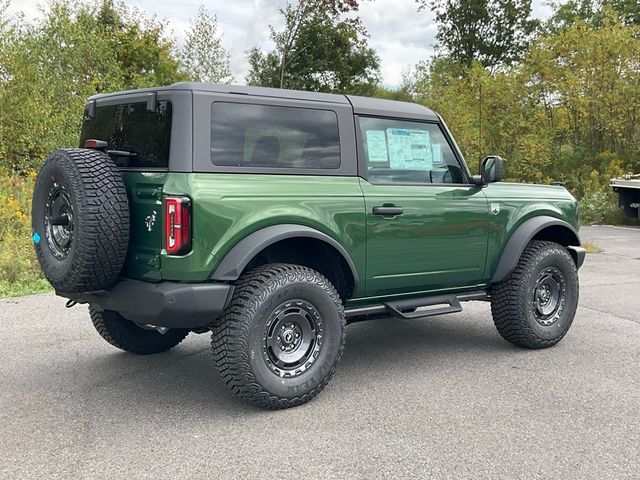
211, 264, 346, 409
32, 148, 129, 293
89, 307, 189, 355
490, 240, 579, 349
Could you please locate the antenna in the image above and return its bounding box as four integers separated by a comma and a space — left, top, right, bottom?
478, 78, 482, 163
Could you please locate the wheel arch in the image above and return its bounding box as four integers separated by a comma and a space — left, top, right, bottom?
211, 224, 359, 300
491, 216, 581, 283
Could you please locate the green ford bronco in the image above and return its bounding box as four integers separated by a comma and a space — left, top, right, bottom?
32, 83, 585, 409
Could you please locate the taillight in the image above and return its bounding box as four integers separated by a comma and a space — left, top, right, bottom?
164, 196, 191, 255
83, 139, 108, 150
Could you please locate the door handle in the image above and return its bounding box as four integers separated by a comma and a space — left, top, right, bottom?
372, 206, 404, 216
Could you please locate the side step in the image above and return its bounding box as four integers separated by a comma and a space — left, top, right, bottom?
344, 291, 487, 321
385, 295, 462, 319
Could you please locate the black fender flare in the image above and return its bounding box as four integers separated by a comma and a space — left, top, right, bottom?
491, 216, 581, 283
211, 224, 359, 292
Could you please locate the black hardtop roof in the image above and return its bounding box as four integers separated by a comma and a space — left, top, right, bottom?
88, 82, 439, 121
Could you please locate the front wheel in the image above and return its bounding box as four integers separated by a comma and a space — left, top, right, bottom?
490, 240, 579, 349
211, 264, 346, 409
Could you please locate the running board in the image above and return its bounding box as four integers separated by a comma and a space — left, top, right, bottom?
344, 291, 487, 320
385, 294, 462, 319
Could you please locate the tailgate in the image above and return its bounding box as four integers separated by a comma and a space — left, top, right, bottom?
121, 171, 167, 281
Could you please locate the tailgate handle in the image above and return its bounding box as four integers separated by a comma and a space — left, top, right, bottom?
137, 188, 162, 200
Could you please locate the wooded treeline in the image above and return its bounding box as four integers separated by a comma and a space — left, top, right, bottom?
1, 1, 638, 195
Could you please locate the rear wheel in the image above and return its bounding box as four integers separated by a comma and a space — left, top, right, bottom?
490, 240, 579, 349
89, 307, 188, 355
211, 264, 346, 409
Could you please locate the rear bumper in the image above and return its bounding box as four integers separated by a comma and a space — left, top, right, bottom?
61, 279, 234, 328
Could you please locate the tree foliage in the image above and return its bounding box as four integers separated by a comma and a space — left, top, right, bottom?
0, 0, 186, 173
246, 0, 380, 94
416, 0, 540, 70
180, 6, 232, 83
545, 0, 639, 31
410, 7, 639, 210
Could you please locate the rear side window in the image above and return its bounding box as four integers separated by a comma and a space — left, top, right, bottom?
80, 101, 172, 169
210, 102, 340, 169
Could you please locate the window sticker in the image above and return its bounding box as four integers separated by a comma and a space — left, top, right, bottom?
386, 128, 433, 169
365, 130, 388, 164
432, 143, 443, 165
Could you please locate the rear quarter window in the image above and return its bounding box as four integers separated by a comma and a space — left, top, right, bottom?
80, 101, 172, 169
210, 102, 341, 170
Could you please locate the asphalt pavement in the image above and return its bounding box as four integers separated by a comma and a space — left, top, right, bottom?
1, 225, 639, 479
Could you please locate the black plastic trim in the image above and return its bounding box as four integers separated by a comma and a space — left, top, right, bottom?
211, 224, 359, 294
491, 216, 581, 283
62, 280, 234, 328
567, 246, 586, 269
372, 206, 404, 215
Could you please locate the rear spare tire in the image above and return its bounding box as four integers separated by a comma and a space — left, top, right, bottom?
31, 148, 130, 293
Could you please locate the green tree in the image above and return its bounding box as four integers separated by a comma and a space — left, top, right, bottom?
410, 6, 640, 201
526, 7, 640, 176
416, 0, 540, 70
180, 5, 232, 83
0, 0, 186, 174
546, 0, 639, 31
246, 0, 380, 94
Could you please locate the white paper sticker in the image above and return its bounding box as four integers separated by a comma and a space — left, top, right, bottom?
365, 130, 388, 164
432, 144, 443, 164
386, 128, 432, 169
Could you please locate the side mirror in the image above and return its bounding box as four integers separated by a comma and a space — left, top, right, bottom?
478, 155, 503, 185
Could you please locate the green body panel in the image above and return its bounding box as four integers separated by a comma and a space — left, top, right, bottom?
160, 173, 367, 293
359, 179, 489, 297
481, 183, 580, 279
119, 172, 579, 307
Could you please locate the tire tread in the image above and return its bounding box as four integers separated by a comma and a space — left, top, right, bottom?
490, 240, 578, 349
211, 263, 346, 409
89, 307, 188, 355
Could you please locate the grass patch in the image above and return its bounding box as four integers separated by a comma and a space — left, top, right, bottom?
0, 278, 51, 298
0, 172, 51, 298
582, 242, 601, 254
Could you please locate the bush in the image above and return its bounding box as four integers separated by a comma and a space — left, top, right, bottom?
0, 172, 50, 297
579, 187, 625, 225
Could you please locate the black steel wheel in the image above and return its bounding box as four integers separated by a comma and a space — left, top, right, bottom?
491, 240, 579, 349
263, 299, 324, 377
212, 264, 346, 409
533, 267, 566, 326
44, 182, 74, 260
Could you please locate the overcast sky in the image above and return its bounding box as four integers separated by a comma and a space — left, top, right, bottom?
7, 0, 554, 86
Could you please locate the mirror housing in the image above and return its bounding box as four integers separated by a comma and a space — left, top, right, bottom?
475, 155, 503, 185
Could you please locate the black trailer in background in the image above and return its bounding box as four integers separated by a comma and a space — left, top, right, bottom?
611, 176, 640, 219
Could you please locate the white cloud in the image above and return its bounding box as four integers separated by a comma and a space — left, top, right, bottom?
6, 0, 554, 87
